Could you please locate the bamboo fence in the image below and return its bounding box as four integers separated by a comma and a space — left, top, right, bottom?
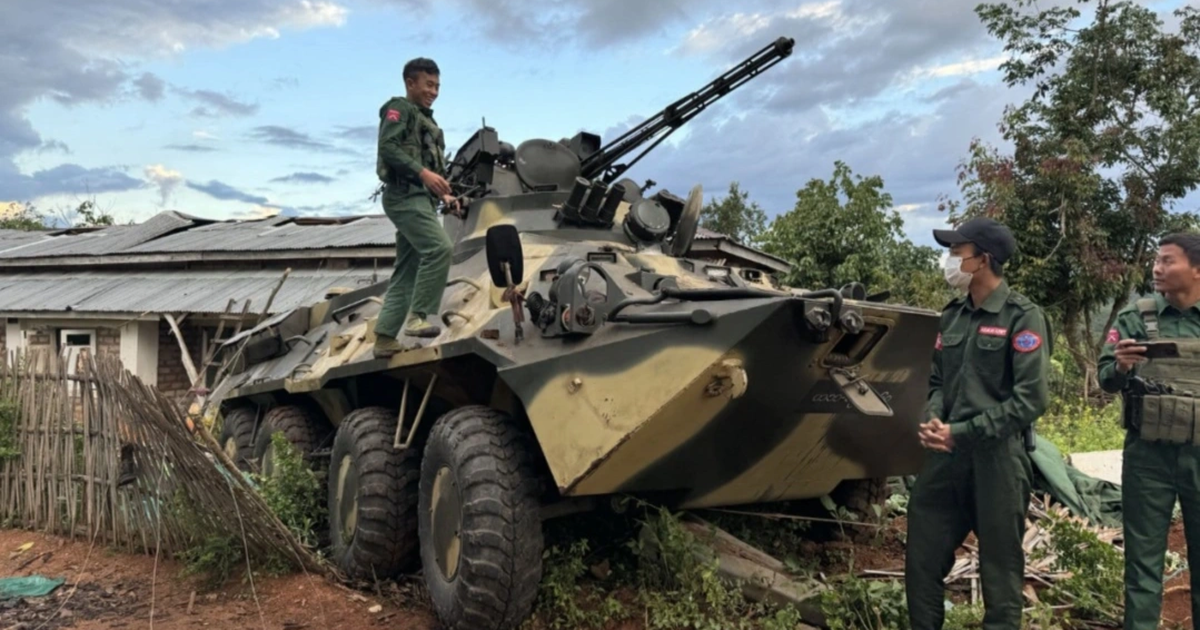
0, 348, 326, 575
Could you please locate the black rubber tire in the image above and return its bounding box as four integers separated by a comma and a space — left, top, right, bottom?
327, 406, 421, 580
217, 406, 258, 472
253, 404, 330, 475
418, 405, 544, 630
832, 476, 890, 520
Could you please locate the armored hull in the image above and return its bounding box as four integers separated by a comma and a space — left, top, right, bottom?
217, 229, 937, 509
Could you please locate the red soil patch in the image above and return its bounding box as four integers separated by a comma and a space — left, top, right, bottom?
0, 528, 439, 630
1164, 519, 1194, 630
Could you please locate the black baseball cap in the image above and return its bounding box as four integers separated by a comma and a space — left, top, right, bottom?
933, 217, 1017, 264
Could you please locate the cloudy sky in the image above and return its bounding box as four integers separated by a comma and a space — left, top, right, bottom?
2, 0, 1194, 248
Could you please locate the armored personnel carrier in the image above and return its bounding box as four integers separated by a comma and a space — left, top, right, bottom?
208, 35, 939, 630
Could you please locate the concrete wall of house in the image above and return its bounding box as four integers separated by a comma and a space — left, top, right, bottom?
120, 321, 158, 386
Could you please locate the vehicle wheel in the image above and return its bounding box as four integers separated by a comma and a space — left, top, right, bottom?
419, 405, 544, 630
832, 476, 890, 520
217, 406, 258, 472
327, 406, 421, 580
253, 404, 330, 478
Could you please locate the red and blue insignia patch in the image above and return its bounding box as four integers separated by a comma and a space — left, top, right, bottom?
1013, 330, 1043, 353
1105, 328, 1119, 344
385, 109, 401, 122
935, 333, 942, 350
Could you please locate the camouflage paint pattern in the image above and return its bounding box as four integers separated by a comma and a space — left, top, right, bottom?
211, 190, 939, 511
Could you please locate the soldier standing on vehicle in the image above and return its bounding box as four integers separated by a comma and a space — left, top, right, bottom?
1099, 233, 1200, 629
905, 217, 1051, 630
372, 57, 461, 359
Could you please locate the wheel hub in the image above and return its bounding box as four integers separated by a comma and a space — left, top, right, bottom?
430, 465, 462, 581
336, 454, 359, 545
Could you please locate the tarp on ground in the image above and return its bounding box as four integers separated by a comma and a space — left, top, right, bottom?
1029, 435, 1123, 529
0, 576, 64, 599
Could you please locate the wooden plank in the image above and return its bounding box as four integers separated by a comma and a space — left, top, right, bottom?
668, 517, 826, 628
163, 313, 199, 386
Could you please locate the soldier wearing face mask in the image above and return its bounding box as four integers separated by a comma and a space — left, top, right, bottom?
904, 217, 1052, 630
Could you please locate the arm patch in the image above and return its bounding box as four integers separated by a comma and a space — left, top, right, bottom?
1013, 330, 1043, 353
385, 109, 401, 122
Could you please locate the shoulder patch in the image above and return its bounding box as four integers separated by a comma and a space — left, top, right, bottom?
385, 108, 401, 122
1105, 328, 1120, 344
1013, 330, 1043, 353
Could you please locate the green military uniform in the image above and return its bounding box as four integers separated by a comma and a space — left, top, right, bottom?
1098, 294, 1200, 629
375, 95, 452, 339
905, 281, 1051, 630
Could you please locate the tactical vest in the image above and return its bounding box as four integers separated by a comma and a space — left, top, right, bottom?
1131, 297, 1200, 444
376, 103, 447, 189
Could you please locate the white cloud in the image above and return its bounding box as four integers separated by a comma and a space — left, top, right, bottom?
673, 1, 845, 56
237, 205, 282, 220
0, 0, 348, 201
143, 164, 184, 206
903, 55, 1006, 83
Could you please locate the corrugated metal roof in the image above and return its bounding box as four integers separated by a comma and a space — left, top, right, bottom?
123, 215, 395, 254
0, 211, 395, 259
0, 269, 383, 314
0, 211, 204, 259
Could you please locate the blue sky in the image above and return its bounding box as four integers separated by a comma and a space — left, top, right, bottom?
2, 0, 1195, 250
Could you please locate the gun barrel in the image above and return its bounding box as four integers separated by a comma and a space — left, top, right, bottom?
580, 36, 795, 183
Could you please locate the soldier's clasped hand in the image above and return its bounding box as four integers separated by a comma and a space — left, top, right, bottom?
1113, 338, 1147, 374
918, 418, 954, 453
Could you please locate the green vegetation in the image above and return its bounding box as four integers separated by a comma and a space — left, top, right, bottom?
945, 0, 1200, 391
253, 432, 326, 551
0, 397, 19, 462
759, 160, 952, 311
1033, 508, 1125, 625
177, 533, 244, 589
174, 432, 323, 589
0, 199, 119, 231
699, 181, 769, 249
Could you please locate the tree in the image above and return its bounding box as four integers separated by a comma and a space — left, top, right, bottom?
944, 0, 1200, 392
1, 198, 120, 232
68, 199, 116, 228
698, 181, 767, 247
0, 202, 50, 232
761, 161, 950, 310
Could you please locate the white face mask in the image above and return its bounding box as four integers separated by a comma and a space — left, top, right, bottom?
943, 256, 974, 291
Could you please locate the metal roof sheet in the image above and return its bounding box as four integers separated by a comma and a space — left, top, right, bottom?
0, 211, 395, 259
0, 211, 203, 259
0, 269, 383, 314
123, 215, 395, 254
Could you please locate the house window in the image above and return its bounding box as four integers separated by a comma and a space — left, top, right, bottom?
59, 329, 96, 391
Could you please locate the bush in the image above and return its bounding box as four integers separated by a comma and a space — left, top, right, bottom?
255, 432, 325, 550
1037, 395, 1124, 455
0, 397, 19, 461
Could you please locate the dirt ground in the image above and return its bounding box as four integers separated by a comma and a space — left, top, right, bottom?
0, 516, 1191, 629
0, 529, 439, 630
1164, 519, 1194, 630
